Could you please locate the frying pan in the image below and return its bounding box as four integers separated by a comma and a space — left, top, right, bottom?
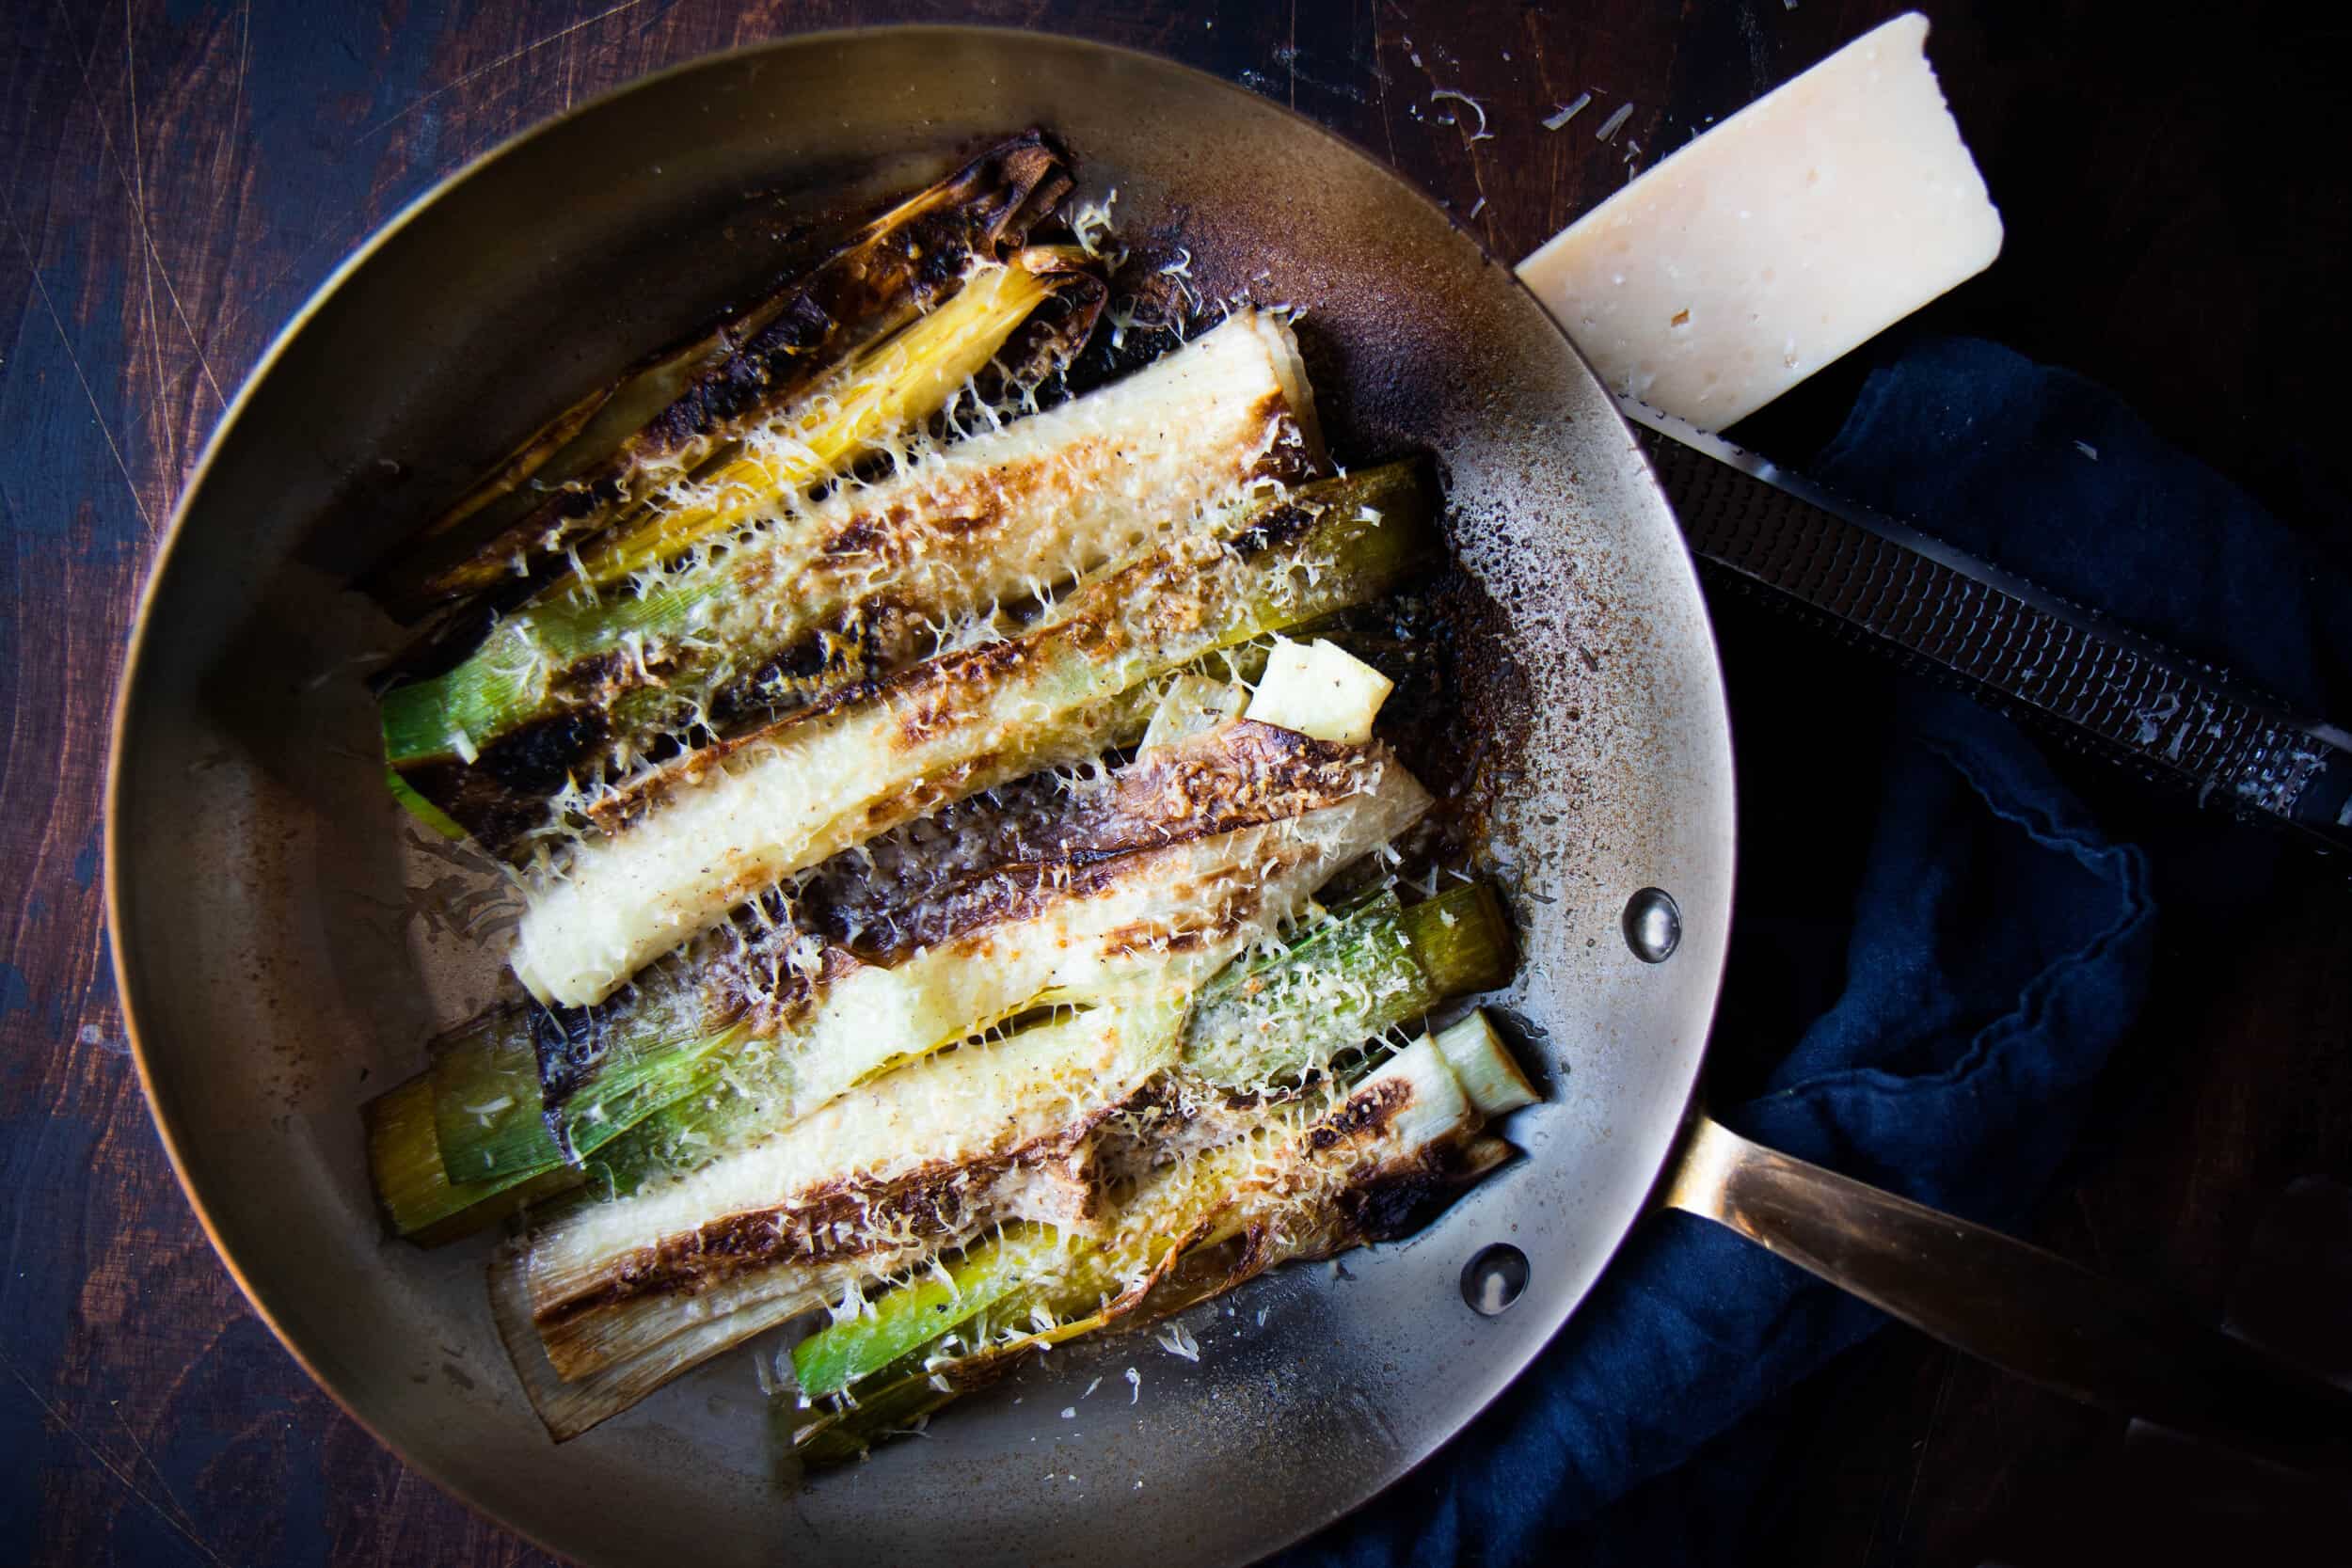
105, 25, 2352, 1566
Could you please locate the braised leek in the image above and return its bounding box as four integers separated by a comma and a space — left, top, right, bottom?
348, 143, 1529, 1462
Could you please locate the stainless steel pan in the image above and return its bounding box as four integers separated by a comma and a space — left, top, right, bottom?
105, 27, 2352, 1567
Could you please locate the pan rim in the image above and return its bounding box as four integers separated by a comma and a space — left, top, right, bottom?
104, 22, 1735, 1563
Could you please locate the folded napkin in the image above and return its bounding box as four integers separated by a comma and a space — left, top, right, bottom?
1282, 335, 2352, 1567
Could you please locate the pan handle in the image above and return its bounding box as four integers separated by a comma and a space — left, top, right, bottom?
1663, 1113, 2352, 1472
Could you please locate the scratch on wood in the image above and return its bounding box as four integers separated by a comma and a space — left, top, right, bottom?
0, 192, 156, 533
108, 1397, 214, 1557
0, 1345, 235, 1568
123, 0, 179, 491
1893, 1352, 1961, 1549
1371, 17, 1400, 169
213, 0, 253, 196
354, 0, 656, 145
1464, 150, 1493, 236
44, 0, 230, 420
1289, 0, 1298, 110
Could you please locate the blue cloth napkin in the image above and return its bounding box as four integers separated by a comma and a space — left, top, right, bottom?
1281, 336, 2352, 1567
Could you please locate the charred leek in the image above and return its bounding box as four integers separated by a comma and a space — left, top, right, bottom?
484, 914, 1516, 1438
365, 1073, 583, 1244
786, 1222, 1073, 1401
424, 982, 754, 1183
365, 131, 1073, 618
787, 888, 1515, 1400
436, 714, 1424, 1189
787, 1021, 1525, 1460
512, 462, 1438, 1006
495, 781, 1431, 1366
573, 252, 1097, 587
381, 309, 1317, 855
371, 721, 1441, 1246
620, 879, 1512, 1207
1180, 881, 1513, 1090
516, 999, 1184, 1380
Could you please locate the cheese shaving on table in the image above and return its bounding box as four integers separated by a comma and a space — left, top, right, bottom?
1543, 93, 1592, 131
1428, 88, 1494, 143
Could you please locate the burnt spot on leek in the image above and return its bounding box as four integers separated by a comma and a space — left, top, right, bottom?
389, 708, 614, 855
361, 130, 1074, 623
424, 977, 762, 1183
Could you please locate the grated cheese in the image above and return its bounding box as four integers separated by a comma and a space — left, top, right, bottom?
1428, 88, 1495, 144
1544, 93, 1592, 131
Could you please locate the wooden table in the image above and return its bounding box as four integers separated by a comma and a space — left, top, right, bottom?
5, 2, 2344, 1562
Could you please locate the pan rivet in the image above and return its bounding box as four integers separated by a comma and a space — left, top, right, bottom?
1623, 888, 1681, 963
1462, 1244, 1529, 1316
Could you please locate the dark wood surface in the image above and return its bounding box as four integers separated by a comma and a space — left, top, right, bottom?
5, 2, 2346, 1563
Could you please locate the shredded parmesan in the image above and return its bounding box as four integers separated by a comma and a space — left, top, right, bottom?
1427, 87, 1495, 144
1543, 92, 1592, 131
1070, 187, 1124, 264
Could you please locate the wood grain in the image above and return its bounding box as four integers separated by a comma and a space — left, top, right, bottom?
3, 2, 2345, 1563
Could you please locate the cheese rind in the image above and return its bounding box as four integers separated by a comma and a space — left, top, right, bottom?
1516, 12, 2001, 430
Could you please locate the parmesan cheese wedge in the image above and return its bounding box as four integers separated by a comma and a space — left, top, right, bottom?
1246, 639, 1395, 746
1517, 12, 2002, 430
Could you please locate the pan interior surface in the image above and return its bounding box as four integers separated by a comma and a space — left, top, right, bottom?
108, 29, 1733, 1567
